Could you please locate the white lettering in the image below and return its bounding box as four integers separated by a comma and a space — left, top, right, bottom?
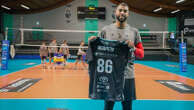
0, 89, 9, 92
166, 82, 191, 91
97, 46, 114, 52
8, 79, 30, 88
184, 27, 194, 34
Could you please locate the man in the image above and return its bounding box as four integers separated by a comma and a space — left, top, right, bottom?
74, 41, 87, 70
60, 40, 69, 65
39, 42, 48, 69
89, 2, 144, 110
48, 39, 58, 65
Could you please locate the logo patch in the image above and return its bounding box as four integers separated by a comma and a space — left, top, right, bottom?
155, 80, 194, 93
0, 78, 41, 92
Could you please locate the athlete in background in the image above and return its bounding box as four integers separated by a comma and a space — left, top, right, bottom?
39, 42, 48, 69
74, 41, 87, 70
48, 39, 58, 68
60, 40, 69, 66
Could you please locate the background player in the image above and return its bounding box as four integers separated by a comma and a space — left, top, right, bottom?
39, 42, 48, 69
74, 41, 87, 70
60, 40, 69, 67
48, 39, 58, 68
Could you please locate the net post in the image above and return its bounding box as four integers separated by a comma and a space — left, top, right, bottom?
5, 27, 8, 40
162, 32, 165, 48
20, 28, 24, 44
181, 30, 184, 43
179, 30, 187, 72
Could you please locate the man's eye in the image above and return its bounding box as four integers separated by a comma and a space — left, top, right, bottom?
119, 9, 127, 13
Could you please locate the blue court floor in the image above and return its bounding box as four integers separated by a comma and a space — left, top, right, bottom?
136, 61, 194, 79
0, 59, 194, 110
0, 59, 41, 76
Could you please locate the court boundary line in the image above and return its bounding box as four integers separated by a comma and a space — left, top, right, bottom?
0, 98, 193, 101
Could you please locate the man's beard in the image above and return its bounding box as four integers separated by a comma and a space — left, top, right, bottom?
116, 15, 127, 23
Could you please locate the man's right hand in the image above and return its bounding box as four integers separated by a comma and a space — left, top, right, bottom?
88, 36, 97, 42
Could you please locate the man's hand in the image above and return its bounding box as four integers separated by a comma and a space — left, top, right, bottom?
88, 36, 97, 42
125, 40, 135, 48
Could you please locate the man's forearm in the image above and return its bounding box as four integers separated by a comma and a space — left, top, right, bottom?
134, 42, 144, 59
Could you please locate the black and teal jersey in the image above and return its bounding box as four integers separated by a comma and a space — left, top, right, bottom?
87, 37, 131, 101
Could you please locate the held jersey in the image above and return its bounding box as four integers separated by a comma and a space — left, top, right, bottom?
87, 37, 131, 101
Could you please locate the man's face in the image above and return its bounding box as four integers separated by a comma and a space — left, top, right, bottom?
81, 42, 84, 46
115, 5, 129, 23
53, 40, 56, 43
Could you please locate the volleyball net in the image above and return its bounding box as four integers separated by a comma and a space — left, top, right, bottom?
3, 27, 171, 59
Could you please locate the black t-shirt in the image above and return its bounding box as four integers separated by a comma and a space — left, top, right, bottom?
87, 37, 131, 101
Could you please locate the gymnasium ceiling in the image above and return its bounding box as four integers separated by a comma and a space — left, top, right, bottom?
0, 0, 194, 17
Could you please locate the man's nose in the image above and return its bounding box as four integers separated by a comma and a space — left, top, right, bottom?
120, 11, 124, 14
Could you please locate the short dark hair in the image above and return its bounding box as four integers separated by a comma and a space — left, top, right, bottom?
116, 2, 129, 9
63, 40, 67, 43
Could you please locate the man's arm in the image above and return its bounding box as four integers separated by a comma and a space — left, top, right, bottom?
127, 28, 144, 59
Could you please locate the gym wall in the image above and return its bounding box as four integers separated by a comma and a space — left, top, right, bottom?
12, 0, 168, 43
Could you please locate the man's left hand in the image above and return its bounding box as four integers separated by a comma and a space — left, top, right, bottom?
125, 40, 135, 48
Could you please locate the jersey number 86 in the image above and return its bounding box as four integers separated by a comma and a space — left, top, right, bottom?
97, 58, 113, 73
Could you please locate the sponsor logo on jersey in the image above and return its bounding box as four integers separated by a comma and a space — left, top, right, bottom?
155, 80, 194, 93
0, 78, 41, 92
97, 46, 114, 52
99, 76, 109, 83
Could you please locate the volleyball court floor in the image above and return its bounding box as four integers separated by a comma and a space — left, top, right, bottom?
0, 59, 194, 110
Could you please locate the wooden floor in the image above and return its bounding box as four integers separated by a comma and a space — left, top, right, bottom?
0, 63, 194, 100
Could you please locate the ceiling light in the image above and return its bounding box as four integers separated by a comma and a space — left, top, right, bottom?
153, 8, 162, 12
176, 0, 185, 4
21, 4, 30, 10
171, 9, 180, 14
1, 5, 11, 10
36, 21, 40, 25
143, 24, 147, 27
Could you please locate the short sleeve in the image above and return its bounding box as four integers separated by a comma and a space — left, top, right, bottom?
98, 27, 106, 39
134, 29, 142, 45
